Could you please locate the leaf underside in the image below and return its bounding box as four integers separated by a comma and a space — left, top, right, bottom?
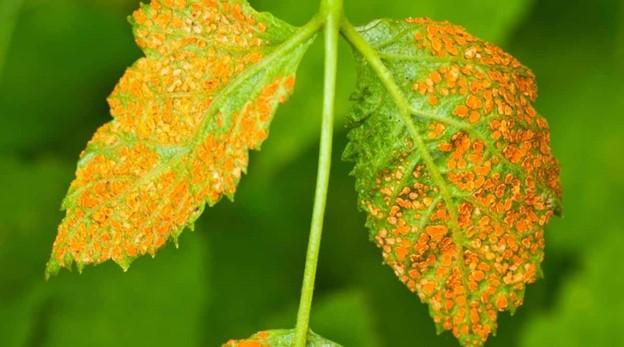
344, 18, 561, 346
222, 329, 342, 347
47, 0, 313, 275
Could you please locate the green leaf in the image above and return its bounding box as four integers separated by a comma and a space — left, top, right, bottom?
519, 231, 624, 347
344, 18, 561, 346
0, 285, 45, 347
222, 329, 342, 347
46, 0, 316, 275
0, 0, 140, 155
0, 156, 70, 297
43, 233, 210, 347
0, 156, 69, 347
0, 0, 23, 77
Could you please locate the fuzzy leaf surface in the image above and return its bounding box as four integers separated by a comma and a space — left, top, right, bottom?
344, 18, 561, 346
222, 329, 342, 347
47, 0, 314, 275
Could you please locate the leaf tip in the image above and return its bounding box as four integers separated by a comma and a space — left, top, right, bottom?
45, 258, 60, 280
114, 256, 133, 272
76, 261, 86, 274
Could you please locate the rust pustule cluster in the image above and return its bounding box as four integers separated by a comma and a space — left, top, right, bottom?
222, 331, 271, 347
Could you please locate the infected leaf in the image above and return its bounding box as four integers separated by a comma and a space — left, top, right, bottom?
344, 18, 561, 346
222, 329, 342, 347
47, 0, 314, 275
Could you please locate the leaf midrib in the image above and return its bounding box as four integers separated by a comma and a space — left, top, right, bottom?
342, 19, 474, 328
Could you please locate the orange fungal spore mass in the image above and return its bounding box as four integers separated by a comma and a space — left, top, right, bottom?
48, 0, 302, 273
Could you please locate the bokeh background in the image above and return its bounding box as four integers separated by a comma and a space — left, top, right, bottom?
1, 0, 623, 346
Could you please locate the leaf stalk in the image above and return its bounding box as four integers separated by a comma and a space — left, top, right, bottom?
292, 0, 343, 345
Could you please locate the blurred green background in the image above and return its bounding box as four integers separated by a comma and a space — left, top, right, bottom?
1, 0, 623, 346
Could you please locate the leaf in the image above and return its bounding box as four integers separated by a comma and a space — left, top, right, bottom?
0, 0, 23, 77
344, 18, 561, 346
43, 233, 209, 347
0, 157, 70, 347
0, 156, 70, 296
0, 0, 140, 155
222, 329, 342, 347
519, 231, 624, 347
0, 283, 45, 347
46, 0, 315, 275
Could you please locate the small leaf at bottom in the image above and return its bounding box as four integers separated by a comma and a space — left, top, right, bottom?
222, 329, 342, 347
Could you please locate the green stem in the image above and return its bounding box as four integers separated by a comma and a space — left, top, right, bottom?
292, 0, 342, 345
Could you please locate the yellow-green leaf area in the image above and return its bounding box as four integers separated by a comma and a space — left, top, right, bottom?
47, 0, 314, 275
343, 18, 561, 346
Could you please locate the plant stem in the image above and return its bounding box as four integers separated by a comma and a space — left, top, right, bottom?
292, 0, 342, 345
